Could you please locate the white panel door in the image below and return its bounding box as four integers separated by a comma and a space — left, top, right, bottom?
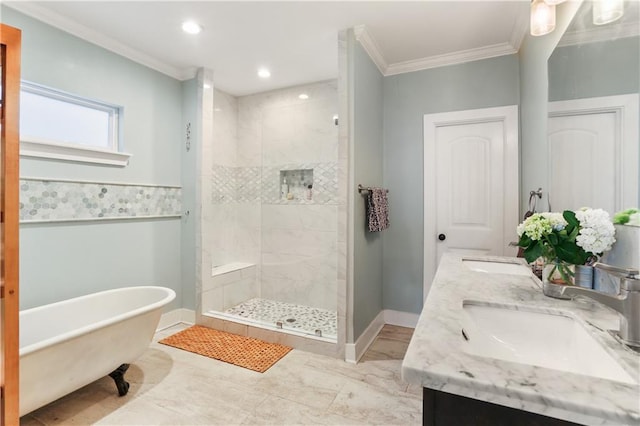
435, 121, 504, 262
424, 106, 519, 300
548, 113, 616, 213
548, 95, 639, 217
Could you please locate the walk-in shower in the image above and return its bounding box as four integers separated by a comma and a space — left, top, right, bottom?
200, 80, 340, 343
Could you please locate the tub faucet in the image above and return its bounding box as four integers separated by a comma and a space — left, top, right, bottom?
559, 262, 640, 349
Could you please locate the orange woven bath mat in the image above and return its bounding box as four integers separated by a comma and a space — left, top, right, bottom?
159, 325, 292, 373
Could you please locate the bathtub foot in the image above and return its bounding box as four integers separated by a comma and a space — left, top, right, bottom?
109, 364, 130, 396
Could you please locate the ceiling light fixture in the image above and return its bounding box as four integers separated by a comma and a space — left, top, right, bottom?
298, 93, 309, 100
182, 21, 202, 35
593, 0, 624, 25
542, 0, 565, 5
530, 0, 556, 36
257, 68, 271, 79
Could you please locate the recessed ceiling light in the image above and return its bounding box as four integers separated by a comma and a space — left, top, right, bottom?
257, 68, 271, 79
182, 21, 202, 35
298, 93, 309, 100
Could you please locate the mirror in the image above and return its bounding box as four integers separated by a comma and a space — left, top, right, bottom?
549, 0, 639, 102
547, 0, 639, 214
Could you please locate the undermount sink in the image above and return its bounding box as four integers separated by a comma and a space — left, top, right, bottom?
460, 302, 636, 384
462, 258, 532, 276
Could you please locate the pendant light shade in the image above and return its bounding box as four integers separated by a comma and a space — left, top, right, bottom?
531, 0, 556, 36
593, 0, 624, 25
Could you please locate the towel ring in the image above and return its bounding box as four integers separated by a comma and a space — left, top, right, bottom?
528, 188, 542, 213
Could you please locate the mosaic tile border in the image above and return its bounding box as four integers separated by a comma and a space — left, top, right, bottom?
211, 165, 236, 204
20, 178, 182, 223
211, 162, 338, 205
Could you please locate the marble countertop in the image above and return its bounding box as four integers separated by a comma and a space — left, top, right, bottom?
401, 253, 640, 426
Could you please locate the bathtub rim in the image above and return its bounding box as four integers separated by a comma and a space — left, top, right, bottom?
20, 285, 176, 356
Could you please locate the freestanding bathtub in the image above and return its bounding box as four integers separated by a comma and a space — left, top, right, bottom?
19, 286, 176, 416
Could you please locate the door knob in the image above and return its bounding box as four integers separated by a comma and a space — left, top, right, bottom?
438, 234, 446, 241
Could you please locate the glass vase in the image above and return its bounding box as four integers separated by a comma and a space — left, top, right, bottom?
542, 259, 575, 299
574, 265, 594, 289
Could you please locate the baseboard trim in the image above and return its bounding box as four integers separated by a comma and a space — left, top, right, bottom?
157, 308, 195, 331
383, 309, 419, 328
345, 310, 385, 364
345, 309, 419, 363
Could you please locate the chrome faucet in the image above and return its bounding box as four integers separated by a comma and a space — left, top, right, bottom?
560, 262, 640, 348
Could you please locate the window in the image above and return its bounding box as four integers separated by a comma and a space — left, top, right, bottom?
19, 81, 131, 166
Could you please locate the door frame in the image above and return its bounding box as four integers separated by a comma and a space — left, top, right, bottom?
1, 23, 22, 425
548, 94, 639, 212
423, 105, 519, 300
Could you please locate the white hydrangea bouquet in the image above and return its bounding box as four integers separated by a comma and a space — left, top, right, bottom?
516, 208, 616, 284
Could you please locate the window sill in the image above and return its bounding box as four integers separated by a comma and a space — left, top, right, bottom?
20, 139, 132, 167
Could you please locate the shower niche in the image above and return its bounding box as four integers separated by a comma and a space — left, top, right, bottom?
280, 169, 313, 201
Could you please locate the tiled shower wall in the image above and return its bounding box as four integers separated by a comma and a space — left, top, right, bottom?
250, 81, 338, 312
209, 81, 339, 312
210, 90, 244, 268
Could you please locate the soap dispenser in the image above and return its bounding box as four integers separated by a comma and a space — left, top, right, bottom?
281, 178, 289, 199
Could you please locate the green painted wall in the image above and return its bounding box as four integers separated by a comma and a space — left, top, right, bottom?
181, 78, 198, 310
2, 7, 184, 310
352, 38, 384, 340
381, 55, 520, 311
548, 36, 640, 101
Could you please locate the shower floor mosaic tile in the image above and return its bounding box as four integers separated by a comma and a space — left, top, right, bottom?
224, 298, 337, 339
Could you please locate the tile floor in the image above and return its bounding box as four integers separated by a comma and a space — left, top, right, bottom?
21, 324, 422, 425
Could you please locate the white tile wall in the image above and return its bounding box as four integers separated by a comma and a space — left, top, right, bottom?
202, 263, 259, 312
212, 89, 238, 167
262, 205, 337, 231
237, 100, 262, 168
207, 81, 339, 317
196, 68, 216, 318
235, 202, 262, 264
261, 252, 337, 311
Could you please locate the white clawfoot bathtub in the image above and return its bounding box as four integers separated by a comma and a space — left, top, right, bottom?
19, 286, 176, 416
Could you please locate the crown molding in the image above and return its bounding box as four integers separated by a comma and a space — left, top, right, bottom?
353, 24, 519, 78
4, 2, 188, 81
510, 7, 530, 51
385, 42, 517, 76
353, 24, 388, 75
557, 21, 640, 47
180, 67, 199, 81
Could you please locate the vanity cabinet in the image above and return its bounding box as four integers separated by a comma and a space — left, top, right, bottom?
423, 388, 579, 426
